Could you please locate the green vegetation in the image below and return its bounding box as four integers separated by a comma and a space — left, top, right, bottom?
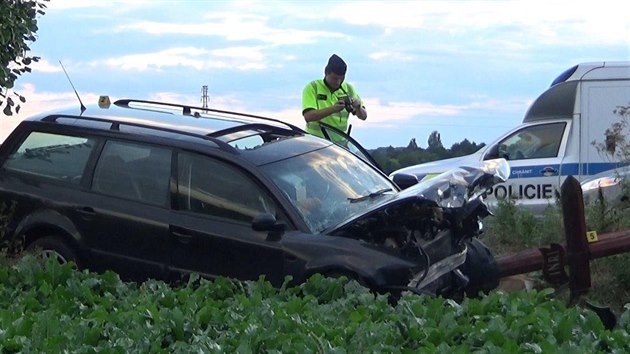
1, 256, 629, 352
0, 0, 48, 116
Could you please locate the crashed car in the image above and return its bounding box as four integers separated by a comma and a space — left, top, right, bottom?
0, 98, 504, 298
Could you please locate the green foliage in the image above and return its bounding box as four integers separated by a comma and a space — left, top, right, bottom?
0, 256, 629, 352
0, 0, 48, 116
484, 199, 563, 252
0, 201, 20, 263
584, 187, 630, 234
601, 253, 630, 289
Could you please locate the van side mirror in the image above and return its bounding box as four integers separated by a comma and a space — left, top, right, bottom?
252, 213, 285, 241
392, 173, 418, 190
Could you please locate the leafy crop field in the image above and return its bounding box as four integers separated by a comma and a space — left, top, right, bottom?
1, 257, 629, 353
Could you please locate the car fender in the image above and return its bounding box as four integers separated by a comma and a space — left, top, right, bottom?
14, 208, 83, 247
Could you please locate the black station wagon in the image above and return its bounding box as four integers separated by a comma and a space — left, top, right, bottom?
0, 99, 499, 297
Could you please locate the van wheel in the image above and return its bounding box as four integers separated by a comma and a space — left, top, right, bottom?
26, 236, 81, 268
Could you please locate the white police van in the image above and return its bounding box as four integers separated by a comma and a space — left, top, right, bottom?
390, 61, 630, 215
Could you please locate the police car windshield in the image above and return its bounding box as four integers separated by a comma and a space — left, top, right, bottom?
260, 146, 397, 233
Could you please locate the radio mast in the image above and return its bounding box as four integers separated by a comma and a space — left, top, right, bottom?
201, 85, 209, 110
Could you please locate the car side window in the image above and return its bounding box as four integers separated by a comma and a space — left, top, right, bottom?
2, 131, 95, 184
176, 152, 279, 224
92, 141, 171, 206
494, 122, 566, 161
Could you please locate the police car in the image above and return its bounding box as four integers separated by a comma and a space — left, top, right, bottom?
389, 62, 630, 215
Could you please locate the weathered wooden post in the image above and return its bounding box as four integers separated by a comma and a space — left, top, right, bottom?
560, 175, 591, 303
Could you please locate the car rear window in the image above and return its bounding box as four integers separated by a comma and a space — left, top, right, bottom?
2, 131, 95, 184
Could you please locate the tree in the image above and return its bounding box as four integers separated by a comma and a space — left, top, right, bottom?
427, 130, 446, 156
1, 0, 49, 116
427, 131, 444, 151
450, 138, 485, 156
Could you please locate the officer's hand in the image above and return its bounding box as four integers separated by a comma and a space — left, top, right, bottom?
334, 99, 346, 112
352, 99, 362, 110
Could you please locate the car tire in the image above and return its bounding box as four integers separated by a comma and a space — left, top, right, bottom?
26, 236, 81, 268
460, 238, 499, 296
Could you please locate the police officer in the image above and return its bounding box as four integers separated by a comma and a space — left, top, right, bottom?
302, 54, 367, 138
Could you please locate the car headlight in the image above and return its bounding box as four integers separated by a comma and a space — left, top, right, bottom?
581, 176, 620, 192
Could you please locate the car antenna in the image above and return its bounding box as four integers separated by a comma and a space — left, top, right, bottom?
59, 60, 86, 113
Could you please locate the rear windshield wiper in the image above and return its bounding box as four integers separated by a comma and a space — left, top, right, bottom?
348, 188, 393, 203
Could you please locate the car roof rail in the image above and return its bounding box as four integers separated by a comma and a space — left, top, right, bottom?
114, 98, 304, 133
207, 122, 302, 140
40, 114, 239, 154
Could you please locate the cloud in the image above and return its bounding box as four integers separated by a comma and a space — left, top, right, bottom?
46, 0, 109, 10
10, 84, 99, 117
331, 1, 630, 46
94, 46, 268, 71
32, 59, 63, 73
369, 52, 415, 62
356, 96, 528, 130
47, 0, 153, 11
116, 15, 346, 46
0, 83, 94, 142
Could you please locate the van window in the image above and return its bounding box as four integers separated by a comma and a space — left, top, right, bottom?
493, 122, 566, 161
2, 131, 95, 184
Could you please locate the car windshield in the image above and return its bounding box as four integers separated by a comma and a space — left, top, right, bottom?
260, 145, 397, 233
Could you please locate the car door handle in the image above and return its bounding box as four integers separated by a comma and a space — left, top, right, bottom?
169, 225, 194, 244
75, 206, 96, 218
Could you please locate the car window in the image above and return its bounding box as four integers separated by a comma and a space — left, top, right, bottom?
2, 131, 95, 184
92, 141, 171, 206
176, 152, 280, 224
494, 122, 566, 161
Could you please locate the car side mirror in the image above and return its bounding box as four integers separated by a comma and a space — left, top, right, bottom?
485, 144, 499, 160
252, 213, 285, 241
392, 173, 418, 190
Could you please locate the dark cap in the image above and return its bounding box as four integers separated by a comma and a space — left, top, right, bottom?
326, 54, 347, 75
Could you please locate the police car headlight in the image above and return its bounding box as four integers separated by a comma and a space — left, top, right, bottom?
581, 176, 620, 192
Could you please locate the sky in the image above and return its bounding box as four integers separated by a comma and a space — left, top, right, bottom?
2, 0, 630, 149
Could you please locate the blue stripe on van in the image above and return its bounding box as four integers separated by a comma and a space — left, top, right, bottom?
508, 162, 626, 179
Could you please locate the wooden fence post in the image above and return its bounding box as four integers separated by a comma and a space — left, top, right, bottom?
560, 176, 591, 303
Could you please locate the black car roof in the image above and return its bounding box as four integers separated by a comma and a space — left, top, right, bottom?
26, 98, 299, 136
22, 98, 332, 165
